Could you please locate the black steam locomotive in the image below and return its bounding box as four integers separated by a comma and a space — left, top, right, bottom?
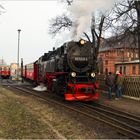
23, 39, 99, 101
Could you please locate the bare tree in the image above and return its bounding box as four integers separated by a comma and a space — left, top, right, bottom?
49, 14, 72, 36
0, 4, 5, 14
63, 0, 73, 5
106, 0, 140, 60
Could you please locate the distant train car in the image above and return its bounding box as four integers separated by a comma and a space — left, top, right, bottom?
25, 62, 37, 81
0, 66, 10, 79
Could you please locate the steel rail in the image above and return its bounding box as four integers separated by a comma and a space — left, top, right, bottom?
82, 103, 140, 124
75, 103, 140, 135
96, 103, 140, 120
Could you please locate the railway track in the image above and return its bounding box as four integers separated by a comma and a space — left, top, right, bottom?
3, 84, 140, 138
77, 102, 140, 138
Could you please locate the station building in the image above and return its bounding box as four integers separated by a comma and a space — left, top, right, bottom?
98, 33, 140, 76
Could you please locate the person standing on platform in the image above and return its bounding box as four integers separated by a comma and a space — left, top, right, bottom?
115, 71, 124, 99
105, 72, 115, 100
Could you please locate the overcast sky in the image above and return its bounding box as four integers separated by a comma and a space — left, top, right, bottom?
0, 0, 69, 65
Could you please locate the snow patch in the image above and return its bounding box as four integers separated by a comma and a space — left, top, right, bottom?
33, 85, 47, 91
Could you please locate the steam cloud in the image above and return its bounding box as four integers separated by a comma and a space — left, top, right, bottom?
68, 0, 116, 40
33, 85, 47, 91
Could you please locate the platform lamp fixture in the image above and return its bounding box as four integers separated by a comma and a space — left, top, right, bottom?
17, 29, 21, 80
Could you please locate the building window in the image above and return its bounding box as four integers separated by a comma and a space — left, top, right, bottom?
132, 65, 136, 74
120, 66, 122, 74
105, 60, 108, 65
105, 68, 108, 75
127, 52, 129, 57
123, 66, 126, 75
131, 52, 133, 58
105, 52, 109, 56
117, 50, 120, 56
136, 53, 138, 58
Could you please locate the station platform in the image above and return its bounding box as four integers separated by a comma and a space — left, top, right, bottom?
99, 90, 140, 116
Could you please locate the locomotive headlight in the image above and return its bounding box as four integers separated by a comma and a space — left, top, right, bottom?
71, 72, 76, 77
91, 72, 95, 78
80, 39, 86, 45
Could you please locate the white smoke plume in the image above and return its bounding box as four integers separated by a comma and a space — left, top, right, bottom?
68, 0, 116, 40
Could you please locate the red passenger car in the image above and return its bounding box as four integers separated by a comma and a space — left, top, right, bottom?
25, 62, 37, 81
0, 66, 10, 79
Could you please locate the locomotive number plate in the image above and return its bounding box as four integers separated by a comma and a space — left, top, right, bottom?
74, 57, 88, 61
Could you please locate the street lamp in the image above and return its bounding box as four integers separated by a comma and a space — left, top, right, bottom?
17, 29, 21, 80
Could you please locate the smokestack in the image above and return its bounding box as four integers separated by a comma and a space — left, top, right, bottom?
53, 47, 55, 51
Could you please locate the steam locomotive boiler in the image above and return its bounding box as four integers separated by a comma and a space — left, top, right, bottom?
36, 39, 99, 101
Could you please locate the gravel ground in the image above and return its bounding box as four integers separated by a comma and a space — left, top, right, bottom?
99, 90, 140, 116
0, 86, 130, 139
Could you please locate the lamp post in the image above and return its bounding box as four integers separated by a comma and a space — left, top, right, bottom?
17, 29, 21, 80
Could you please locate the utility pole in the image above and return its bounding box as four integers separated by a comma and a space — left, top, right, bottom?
17, 29, 21, 80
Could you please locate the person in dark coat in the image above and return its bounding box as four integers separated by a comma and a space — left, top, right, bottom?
105, 72, 115, 100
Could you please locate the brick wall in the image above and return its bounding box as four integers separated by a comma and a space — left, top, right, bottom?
98, 48, 139, 76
